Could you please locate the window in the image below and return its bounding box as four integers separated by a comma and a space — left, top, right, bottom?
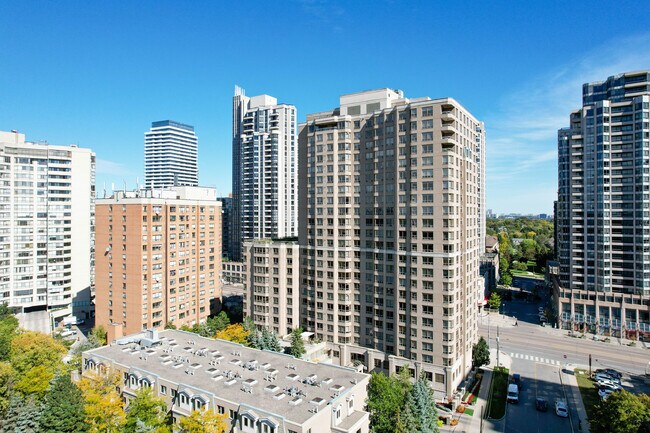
160, 385, 167, 395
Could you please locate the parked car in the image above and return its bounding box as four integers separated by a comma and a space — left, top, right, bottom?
597, 382, 622, 392
594, 372, 618, 380
596, 369, 622, 380
595, 374, 621, 386
511, 373, 522, 390
555, 400, 569, 418
599, 389, 617, 400
507, 384, 519, 404
536, 397, 548, 412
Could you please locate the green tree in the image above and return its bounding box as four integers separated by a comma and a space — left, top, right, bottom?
499, 256, 509, 273
366, 367, 413, 433
472, 336, 490, 368
488, 292, 502, 310
590, 390, 649, 433
177, 409, 227, 433
501, 272, 513, 287
125, 387, 170, 433
206, 311, 230, 334
10, 331, 67, 378
164, 322, 177, 330
409, 373, 439, 433
401, 392, 420, 433
40, 373, 88, 433
289, 327, 306, 358
519, 239, 538, 262
0, 394, 43, 433
0, 305, 18, 362
262, 328, 282, 352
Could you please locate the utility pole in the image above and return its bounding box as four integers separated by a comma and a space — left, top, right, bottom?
496, 325, 500, 367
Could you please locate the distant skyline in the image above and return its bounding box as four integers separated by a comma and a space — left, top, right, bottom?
1, 1, 650, 214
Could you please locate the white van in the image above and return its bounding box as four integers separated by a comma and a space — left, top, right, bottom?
507, 383, 519, 403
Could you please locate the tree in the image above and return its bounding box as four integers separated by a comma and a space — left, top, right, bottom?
177, 409, 227, 433
501, 272, 512, 287
0, 362, 12, 417
40, 373, 88, 433
289, 327, 305, 358
408, 373, 439, 433
0, 394, 43, 433
590, 390, 649, 433
215, 324, 250, 346
366, 367, 413, 433
249, 328, 282, 352
125, 387, 170, 433
10, 331, 67, 378
206, 311, 230, 334
91, 326, 107, 346
164, 322, 177, 330
14, 365, 54, 398
472, 336, 490, 368
78, 370, 126, 433
0, 305, 18, 362
400, 392, 420, 433
488, 292, 502, 310
263, 328, 282, 352
519, 239, 538, 262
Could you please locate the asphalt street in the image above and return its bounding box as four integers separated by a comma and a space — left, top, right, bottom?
505, 359, 573, 433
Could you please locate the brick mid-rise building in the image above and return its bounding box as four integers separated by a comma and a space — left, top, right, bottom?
95, 187, 221, 336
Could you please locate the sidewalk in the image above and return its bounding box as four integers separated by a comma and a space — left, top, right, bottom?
562, 367, 590, 433
482, 310, 649, 349
444, 349, 512, 433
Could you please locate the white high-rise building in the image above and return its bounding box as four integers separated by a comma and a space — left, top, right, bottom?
144, 120, 198, 189
231, 86, 297, 260
0, 130, 95, 331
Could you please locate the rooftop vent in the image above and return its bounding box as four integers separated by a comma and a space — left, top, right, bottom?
225, 378, 237, 386
289, 397, 302, 406
321, 378, 332, 385
212, 374, 224, 382
261, 362, 271, 370
287, 373, 300, 381
273, 392, 286, 400
230, 359, 242, 366
303, 374, 318, 385
265, 384, 279, 393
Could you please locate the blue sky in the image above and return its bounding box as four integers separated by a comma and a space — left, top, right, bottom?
1, 1, 649, 214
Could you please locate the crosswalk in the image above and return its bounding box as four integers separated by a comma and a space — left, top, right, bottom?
509, 353, 561, 366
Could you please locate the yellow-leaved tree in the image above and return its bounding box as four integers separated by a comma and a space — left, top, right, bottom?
214, 324, 250, 346
178, 409, 228, 433
78, 370, 126, 433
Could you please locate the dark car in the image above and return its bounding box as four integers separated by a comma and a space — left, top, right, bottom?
536, 397, 549, 412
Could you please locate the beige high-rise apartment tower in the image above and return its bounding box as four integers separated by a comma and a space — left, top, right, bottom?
95, 187, 221, 336
298, 89, 485, 397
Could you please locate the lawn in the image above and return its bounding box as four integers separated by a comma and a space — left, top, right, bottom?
488, 367, 509, 419
574, 369, 599, 421
510, 269, 545, 279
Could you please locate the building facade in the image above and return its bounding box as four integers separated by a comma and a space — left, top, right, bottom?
243, 240, 300, 337
144, 120, 199, 189
298, 89, 485, 396
219, 195, 234, 259
82, 329, 370, 433
557, 71, 650, 338
0, 130, 95, 331
231, 86, 298, 261
95, 187, 221, 335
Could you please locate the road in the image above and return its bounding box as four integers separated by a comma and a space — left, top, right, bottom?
505, 358, 571, 433
480, 301, 650, 378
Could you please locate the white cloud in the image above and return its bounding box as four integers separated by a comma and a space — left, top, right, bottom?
487, 32, 650, 214
96, 158, 135, 177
